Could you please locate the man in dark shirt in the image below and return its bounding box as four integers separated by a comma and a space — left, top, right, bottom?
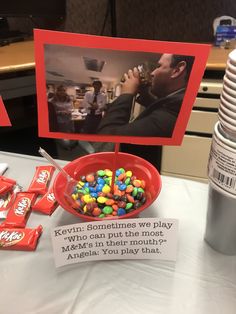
97, 53, 194, 137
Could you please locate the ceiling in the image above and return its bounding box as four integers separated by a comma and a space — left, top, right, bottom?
44, 44, 160, 90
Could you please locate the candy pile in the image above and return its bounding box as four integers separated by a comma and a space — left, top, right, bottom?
0, 165, 58, 251
69, 168, 147, 218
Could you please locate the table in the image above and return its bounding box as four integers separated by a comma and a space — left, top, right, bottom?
0, 40, 34, 74
0, 41, 59, 158
0, 41, 35, 100
0, 151, 236, 314
206, 46, 235, 71
0, 41, 232, 74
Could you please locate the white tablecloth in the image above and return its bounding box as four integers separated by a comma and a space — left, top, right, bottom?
0, 151, 236, 314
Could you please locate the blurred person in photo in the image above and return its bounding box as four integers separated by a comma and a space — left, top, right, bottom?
81, 80, 108, 134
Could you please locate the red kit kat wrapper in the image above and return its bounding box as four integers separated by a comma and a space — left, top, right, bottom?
0, 181, 21, 214
0, 175, 16, 186
0, 225, 43, 251
32, 188, 59, 215
0, 180, 14, 195
1, 192, 36, 228
27, 165, 55, 195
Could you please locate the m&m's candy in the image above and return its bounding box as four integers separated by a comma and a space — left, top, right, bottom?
68, 168, 147, 219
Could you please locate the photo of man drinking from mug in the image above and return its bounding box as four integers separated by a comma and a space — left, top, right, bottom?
97, 53, 194, 138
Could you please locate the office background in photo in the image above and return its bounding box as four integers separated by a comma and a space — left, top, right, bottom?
1, 0, 236, 171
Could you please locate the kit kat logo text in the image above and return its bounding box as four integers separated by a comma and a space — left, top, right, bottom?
36, 170, 50, 184
0, 230, 24, 247
14, 197, 31, 216
47, 192, 55, 203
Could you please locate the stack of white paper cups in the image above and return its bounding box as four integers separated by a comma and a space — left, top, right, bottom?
205, 49, 236, 255
218, 50, 236, 140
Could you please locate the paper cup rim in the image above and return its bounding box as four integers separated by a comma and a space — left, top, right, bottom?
224, 74, 236, 89
222, 89, 236, 105
214, 121, 236, 148
220, 95, 236, 112
220, 103, 236, 118
218, 115, 236, 132
229, 49, 236, 65
223, 83, 236, 98
227, 60, 236, 73
218, 109, 236, 126
226, 71, 236, 82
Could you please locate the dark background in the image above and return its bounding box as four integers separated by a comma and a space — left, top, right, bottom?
6, 0, 236, 42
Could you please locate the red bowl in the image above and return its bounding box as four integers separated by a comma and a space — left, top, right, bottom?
53, 152, 162, 221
